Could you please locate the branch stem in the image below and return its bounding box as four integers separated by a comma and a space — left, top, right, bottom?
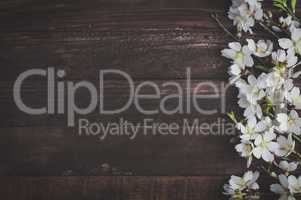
258, 22, 279, 39
293, 134, 301, 143
211, 13, 241, 42
293, 150, 301, 161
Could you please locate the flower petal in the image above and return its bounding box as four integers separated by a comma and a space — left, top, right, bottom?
278, 38, 293, 49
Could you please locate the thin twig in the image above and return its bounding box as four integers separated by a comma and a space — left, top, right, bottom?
293, 151, 301, 162
260, 165, 277, 180
293, 134, 301, 144
258, 22, 279, 39
211, 13, 270, 71
291, 61, 301, 70
255, 65, 270, 73
211, 13, 241, 42
289, 10, 301, 24
289, 61, 301, 78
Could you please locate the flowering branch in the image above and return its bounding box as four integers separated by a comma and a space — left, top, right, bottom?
218, 0, 301, 199
258, 22, 280, 39
211, 13, 241, 42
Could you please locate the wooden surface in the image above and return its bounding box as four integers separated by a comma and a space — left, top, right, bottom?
0, 176, 227, 200
0, 0, 283, 199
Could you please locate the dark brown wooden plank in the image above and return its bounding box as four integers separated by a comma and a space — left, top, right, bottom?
0, 176, 274, 200
0, 9, 276, 81
3, 79, 300, 127
0, 0, 230, 15
0, 79, 237, 127
0, 176, 227, 200
0, 0, 288, 14
0, 10, 233, 81
0, 126, 242, 176
0, 0, 296, 198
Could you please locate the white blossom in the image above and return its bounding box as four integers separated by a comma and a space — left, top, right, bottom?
238, 95, 263, 119
288, 175, 301, 195
228, 63, 245, 84
245, 74, 267, 103
247, 39, 273, 57
236, 75, 267, 119
258, 117, 275, 135
279, 161, 298, 172
266, 71, 285, 91
275, 135, 295, 157
222, 42, 254, 67
279, 16, 300, 32
279, 28, 301, 55
237, 117, 263, 140
271, 174, 294, 200
286, 87, 301, 109
224, 1, 301, 198
277, 110, 301, 135
235, 140, 254, 167
272, 49, 298, 73
224, 171, 260, 197
253, 132, 279, 162
228, 0, 263, 34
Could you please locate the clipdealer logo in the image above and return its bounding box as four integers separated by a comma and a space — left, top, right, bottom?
13, 67, 235, 139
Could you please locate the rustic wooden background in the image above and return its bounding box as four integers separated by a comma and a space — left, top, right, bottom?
0, 0, 286, 199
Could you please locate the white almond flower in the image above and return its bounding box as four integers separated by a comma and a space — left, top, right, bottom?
230, 0, 243, 7
280, 16, 293, 27
266, 71, 285, 91
235, 140, 254, 167
228, 2, 262, 34
288, 175, 301, 194
225, 171, 260, 191
258, 117, 274, 134
272, 49, 298, 73
237, 117, 263, 140
228, 63, 245, 84
279, 161, 298, 172
235, 77, 247, 88
286, 87, 301, 109
279, 16, 300, 32
246, 0, 263, 6
249, 0, 263, 19
222, 42, 254, 67
245, 74, 267, 103
238, 95, 263, 119
247, 39, 273, 57
236, 75, 267, 119
223, 171, 260, 198
279, 28, 301, 55
223, 184, 238, 197
228, 3, 250, 33
253, 132, 279, 162
284, 79, 294, 90
275, 135, 295, 157
277, 110, 301, 135
271, 174, 294, 200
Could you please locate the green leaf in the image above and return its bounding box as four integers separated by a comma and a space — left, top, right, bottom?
273, 2, 286, 10
255, 65, 270, 72
227, 112, 237, 123
273, 0, 291, 13
291, 0, 297, 13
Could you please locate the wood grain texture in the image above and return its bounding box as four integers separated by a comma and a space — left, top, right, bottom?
0, 176, 275, 200
0, 0, 289, 199
0, 176, 227, 200
0, 10, 230, 80
0, 3, 276, 81
0, 77, 242, 176
0, 79, 237, 127
0, 0, 230, 14
0, 127, 243, 176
